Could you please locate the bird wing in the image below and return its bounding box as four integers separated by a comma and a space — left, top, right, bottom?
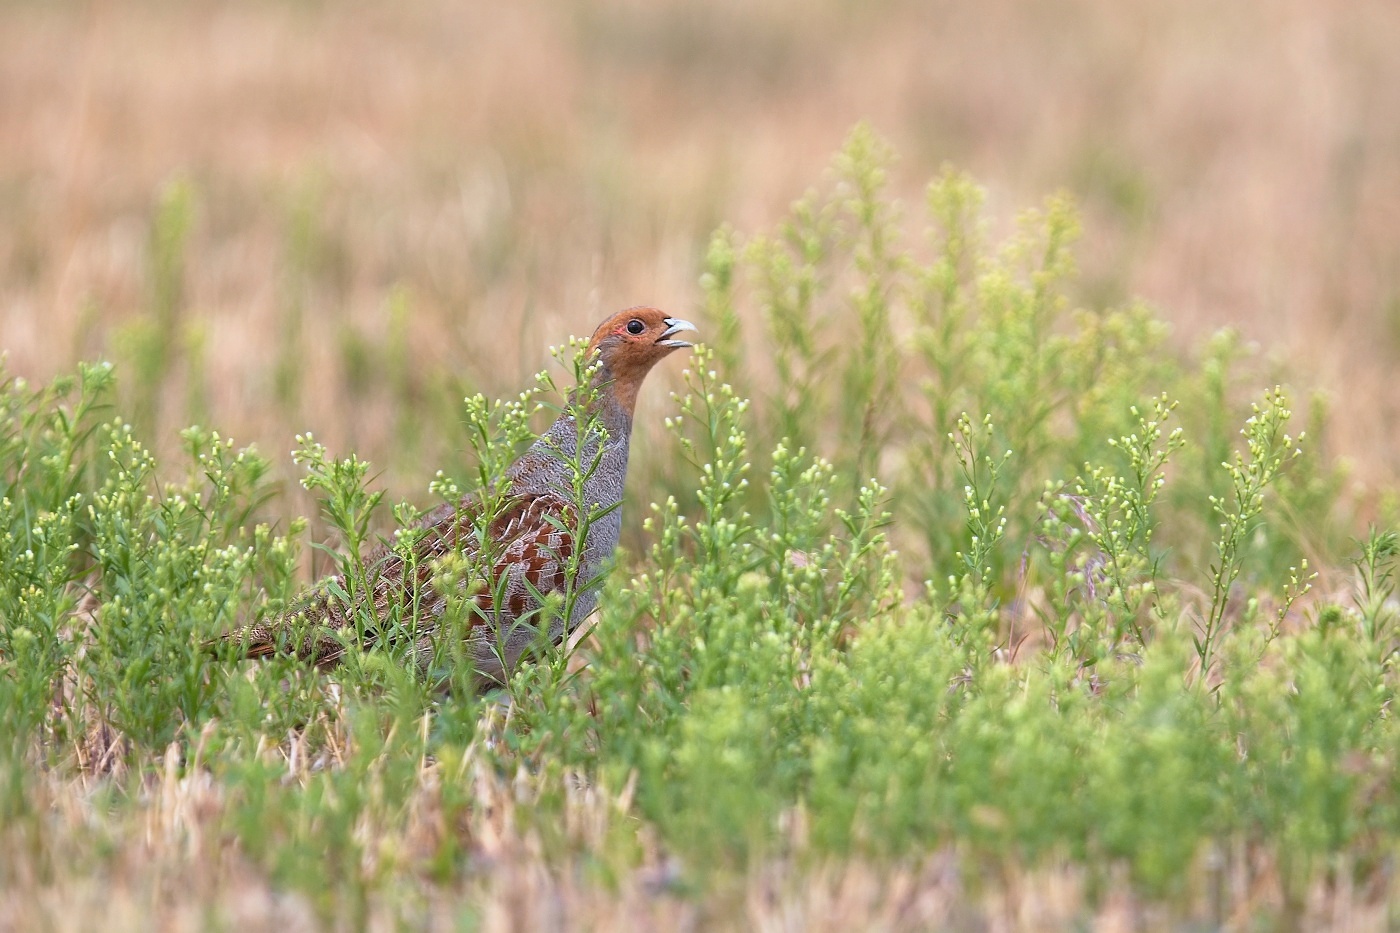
220, 490, 579, 671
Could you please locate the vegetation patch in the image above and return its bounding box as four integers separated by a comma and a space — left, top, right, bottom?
0, 129, 1394, 929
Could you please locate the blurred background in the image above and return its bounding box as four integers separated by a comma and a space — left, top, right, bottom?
3, 0, 1399, 501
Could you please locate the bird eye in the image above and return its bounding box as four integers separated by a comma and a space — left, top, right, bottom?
626, 319, 645, 335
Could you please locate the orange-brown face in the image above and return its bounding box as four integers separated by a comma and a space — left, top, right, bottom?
585, 306, 697, 411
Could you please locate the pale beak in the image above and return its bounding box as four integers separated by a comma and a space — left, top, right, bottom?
658, 318, 698, 348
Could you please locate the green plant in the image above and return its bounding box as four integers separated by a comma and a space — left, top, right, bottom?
1196, 386, 1302, 678
0, 130, 1392, 929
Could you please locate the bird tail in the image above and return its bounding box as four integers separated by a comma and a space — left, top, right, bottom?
207, 619, 346, 669
207, 623, 280, 660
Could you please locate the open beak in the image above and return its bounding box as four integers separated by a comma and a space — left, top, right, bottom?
658, 317, 698, 349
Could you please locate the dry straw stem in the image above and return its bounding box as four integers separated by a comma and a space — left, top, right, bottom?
1, 756, 1396, 931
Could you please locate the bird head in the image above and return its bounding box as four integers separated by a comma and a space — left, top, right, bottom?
585, 307, 697, 413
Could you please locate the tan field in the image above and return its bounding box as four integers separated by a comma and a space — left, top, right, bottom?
3, 0, 1398, 494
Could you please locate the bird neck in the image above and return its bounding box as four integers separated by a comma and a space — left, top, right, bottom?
560, 366, 636, 438
511, 379, 634, 501
589, 358, 652, 419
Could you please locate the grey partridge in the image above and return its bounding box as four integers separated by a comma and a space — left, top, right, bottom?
223, 307, 696, 684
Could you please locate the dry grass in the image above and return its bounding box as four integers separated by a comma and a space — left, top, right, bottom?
3, 0, 1398, 487
0, 703, 1386, 933
3, 734, 1397, 931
